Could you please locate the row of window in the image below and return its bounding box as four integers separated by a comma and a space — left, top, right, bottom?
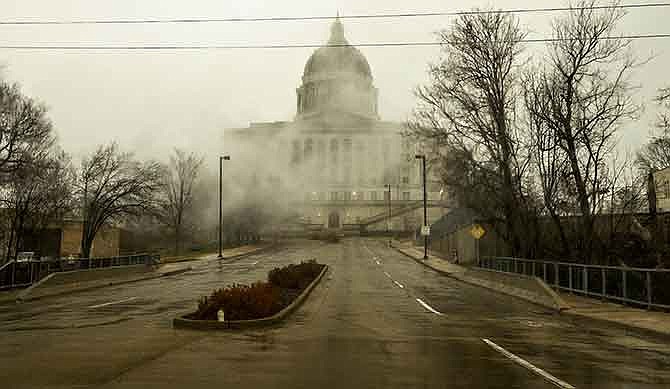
290, 138, 394, 165
306, 191, 412, 201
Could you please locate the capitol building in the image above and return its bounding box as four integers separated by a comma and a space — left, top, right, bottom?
225, 18, 445, 234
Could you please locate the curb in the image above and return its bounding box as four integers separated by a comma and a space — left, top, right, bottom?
394, 246, 464, 277
159, 243, 277, 265
173, 264, 328, 330
221, 244, 278, 262
16, 267, 192, 303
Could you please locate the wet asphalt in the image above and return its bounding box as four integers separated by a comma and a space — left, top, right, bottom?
0, 238, 669, 388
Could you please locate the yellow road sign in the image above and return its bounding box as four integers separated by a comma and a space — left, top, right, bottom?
470, 224, 486, 240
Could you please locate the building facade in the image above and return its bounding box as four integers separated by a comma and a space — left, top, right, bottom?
225, 18, 445, 233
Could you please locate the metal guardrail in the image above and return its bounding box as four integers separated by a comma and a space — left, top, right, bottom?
0, 253, 160, 290
478, 256, 670, 310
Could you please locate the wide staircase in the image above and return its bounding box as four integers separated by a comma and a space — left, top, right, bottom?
357, 200, 443, 231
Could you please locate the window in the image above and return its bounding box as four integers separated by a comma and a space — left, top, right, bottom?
317, 140, 326, 169
402, 192, 410, 201
382, 139, 390, 162
330, 192, 338, 201
384, 191, 391, 201
304, 138, 313, 161
370, 191, 378, 201
330, 139, 338, 163
343, 192, 352, 201
344, 165, 351, 184
343, 138, 352, 153
330, 139, 339, 183
291, 140, 301, 164
402, 176, 409, 184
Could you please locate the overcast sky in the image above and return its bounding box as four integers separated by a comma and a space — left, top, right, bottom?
1, 0, 668, 164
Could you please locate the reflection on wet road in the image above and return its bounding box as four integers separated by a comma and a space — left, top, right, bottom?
0, 238, 669, 388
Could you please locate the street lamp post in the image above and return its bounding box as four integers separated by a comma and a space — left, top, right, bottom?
385, 183, 391, 245
218, 155, 231, 259
415, 155, 428, 260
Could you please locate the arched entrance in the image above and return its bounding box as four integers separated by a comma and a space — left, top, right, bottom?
328, 211, 340, 229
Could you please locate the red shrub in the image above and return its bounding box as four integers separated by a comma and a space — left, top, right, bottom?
191, 260, 324, 321
193, 282, 282, 321
268, 260, 323, 290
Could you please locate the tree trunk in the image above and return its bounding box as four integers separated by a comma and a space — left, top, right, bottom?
564, 137, 594, 262
80, 221, 93, 259
175, 225, 181, 255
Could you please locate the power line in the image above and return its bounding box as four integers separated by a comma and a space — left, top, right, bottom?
1, 33, 669, 51
1, 3, 669, 25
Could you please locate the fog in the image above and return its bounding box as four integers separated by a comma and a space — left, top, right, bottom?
1, 0, 668, 166
0, 0, 669, 237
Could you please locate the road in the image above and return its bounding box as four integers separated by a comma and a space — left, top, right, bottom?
1, 238, 669, 388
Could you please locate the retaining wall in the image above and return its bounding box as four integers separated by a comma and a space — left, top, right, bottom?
18, 264, 158, 301
453, 267, 568, 311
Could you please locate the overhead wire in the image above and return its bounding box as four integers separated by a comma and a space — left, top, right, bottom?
0, 3, 668, 25
0, 33, 669, 51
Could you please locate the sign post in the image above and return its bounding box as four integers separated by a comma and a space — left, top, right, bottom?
469, 224, 486, 265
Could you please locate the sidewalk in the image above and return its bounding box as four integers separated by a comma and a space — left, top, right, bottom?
396, 244, 670, 340
558, 293, 670, 340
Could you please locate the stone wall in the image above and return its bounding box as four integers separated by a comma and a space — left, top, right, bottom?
60, 222, 121, 258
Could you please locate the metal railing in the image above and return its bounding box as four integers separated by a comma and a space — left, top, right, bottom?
0, 253, 160, 290
478, 256, 670, 310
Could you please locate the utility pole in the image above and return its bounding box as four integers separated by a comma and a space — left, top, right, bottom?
415, 155, 428, 260
218, 155, 231, 259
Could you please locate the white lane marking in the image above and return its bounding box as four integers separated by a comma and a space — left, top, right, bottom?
89, 297, 137, 309
415, 298, 444, 316
482, 339, 575, 389
393, 280, 405, 289
383, 271, 392, 278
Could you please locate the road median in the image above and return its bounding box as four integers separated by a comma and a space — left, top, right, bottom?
173, 264, 328, 330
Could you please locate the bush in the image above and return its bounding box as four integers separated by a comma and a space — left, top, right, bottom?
193, 282, 281, 321
191, 260, 325, 321
268, 260, 323, 290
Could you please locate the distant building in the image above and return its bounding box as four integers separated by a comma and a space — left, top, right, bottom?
21, 219, 126, 259
652, 167, 670, 213
224, 18, 446, 233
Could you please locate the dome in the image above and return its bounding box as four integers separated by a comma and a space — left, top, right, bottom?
303, 18, 372, 80
296, 17, 379, 120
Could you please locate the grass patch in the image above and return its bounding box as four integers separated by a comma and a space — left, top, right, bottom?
189, 259, 324, 321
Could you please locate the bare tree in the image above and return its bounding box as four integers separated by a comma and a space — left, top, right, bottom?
636, 87, 670, 173
159, 149, 203, 254
408, 10, 532, 254
525, 90, 573, 256
0, 80, 54, 178
78, 143, 163, 258
524, 0, 640, 260
2, 149, 74, 261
